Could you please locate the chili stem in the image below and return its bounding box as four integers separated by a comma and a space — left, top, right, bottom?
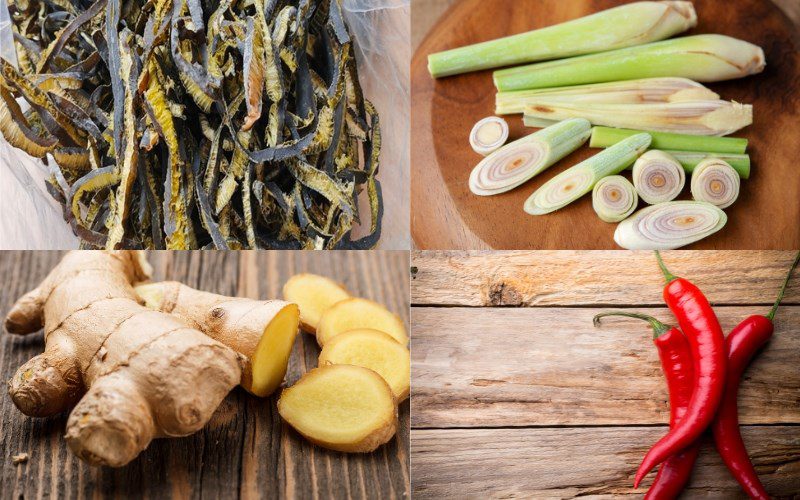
767, 251, 800, 321
654, 251, 678, 283
593, 312, 671, 339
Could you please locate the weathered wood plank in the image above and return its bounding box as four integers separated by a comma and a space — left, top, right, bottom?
411, 251, 800, 306
411, 306, 800, 428
0, 251, 410, 499
411, 426, 800, 499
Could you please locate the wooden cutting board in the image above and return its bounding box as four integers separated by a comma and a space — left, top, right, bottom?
411, 0, 800, 250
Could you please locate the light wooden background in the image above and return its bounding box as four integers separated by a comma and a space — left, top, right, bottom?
0, 251, 410, 499
410, 251, 800, 498
412, 0, 800, 50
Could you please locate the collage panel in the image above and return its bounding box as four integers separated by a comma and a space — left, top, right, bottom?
0, 250, 409, 496
410, 250, 800, 498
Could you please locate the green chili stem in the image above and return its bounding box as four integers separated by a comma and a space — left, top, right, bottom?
654, 251, 678, 283
593, 312, 671, 339
767, 251, 800, 321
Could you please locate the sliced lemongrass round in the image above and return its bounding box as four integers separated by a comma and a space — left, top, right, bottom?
524, 132, 651, 215
632, 150, 685, 204
614, 201, 727, 250
469, 116, 509, 156
469, 118, 591, 196
592, 175, 638, 223
690, 158, 740, 209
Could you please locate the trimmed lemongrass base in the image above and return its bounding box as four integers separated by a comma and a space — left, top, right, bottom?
632, 150, 685, 204
470, 116, 509, 156
666, 151, 750, 179
614, 201, 727, 249
523, 100, 753, 136
469, 118, 591, 196
592, 175, 638, 223
690, 158, 740, 209
590, 126, 747, 154
495, 78, 718, 115
494, 34, 766, 91
427, 1, 697, 78
524, 132, 651, 215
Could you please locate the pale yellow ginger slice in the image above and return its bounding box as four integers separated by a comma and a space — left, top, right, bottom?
282, 273, 350, 333
319, 329, 410, 402
316, 298, 408, 347
278, 365, 397, 452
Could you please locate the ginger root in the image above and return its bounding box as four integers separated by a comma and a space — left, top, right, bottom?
316, 298, 408, 347
277, 364, 397, 453
134, 282, 300, 397
282, 273, 350, 334
319, 329, 410, 402
4, 251, 244, 467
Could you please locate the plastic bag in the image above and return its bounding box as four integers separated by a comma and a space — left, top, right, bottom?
0, 0, 409, 249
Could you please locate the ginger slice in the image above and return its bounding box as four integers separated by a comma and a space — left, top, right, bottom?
282, 273, 350, 333
278, 365, 397, 452
135, 282, 300, 397
316, 298, 408, 347
319, 329, 410, 402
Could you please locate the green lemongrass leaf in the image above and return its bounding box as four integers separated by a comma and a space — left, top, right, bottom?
614, 201, 727, 249
495, 34, 765, 91
589, 126, 747, 154
469, 118, 591, 196
632, 150, 685, 204
592, 175, 638, 223
524, 132, 651, 214
690, 158, 740, 209
429, 1, 696, 78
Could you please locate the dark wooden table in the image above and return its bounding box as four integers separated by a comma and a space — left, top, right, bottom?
411, 251, 800, 498
0, 251, 410, 499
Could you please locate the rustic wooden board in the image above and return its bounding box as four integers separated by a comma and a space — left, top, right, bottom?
411, 427, 800, 498
410, 0, 800, 249
410, 250, 800, 498
411, 250, 800, 306
411, 306, 800, 427
0, 251, 410, 499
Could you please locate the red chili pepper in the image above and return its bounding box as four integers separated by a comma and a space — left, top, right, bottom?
634, 252, 727, 487
712, 251, 800, 499
594, 312, 699, 499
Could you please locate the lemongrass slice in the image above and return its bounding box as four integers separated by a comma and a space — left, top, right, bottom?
523, 100, 752, 136
632, 150, 685, 204
589, 126, 746, 154
668, 151, 750, 179
495, 78, 718, 115
524, 132, 651, 215
592, 175, 638, 222
469, 118, 591, 196
690, 158, 740, 209
470, 116, 509, 156
614, 201, 727, 249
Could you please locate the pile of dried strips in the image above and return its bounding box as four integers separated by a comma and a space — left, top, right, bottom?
0, 0, 382, 249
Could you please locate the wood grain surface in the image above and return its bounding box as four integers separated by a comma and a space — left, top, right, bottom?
410, 250, 800, 498
410, 0, 800, 250
0, 251, 410, 499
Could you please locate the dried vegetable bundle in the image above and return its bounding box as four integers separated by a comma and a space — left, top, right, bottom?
0, 0, 382, 249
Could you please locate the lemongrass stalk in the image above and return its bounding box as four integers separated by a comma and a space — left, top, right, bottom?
592, 175, 638, 222
524, 133, 651, 215
494, 35, 765, 91
614, 201, 727, 249
590, 126, 747, 154
496, 78, 718, 115
632, 150, 685, 204
523, 116, 559, 128
523, 100, 752, 136
470, 116, 509, 156
665, 151, 750, 179
428, 1, 696, 78
469, 118, 591, 196
690, 158, 740, 209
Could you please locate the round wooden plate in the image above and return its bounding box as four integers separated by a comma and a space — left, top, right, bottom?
411, 0, 800, 249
